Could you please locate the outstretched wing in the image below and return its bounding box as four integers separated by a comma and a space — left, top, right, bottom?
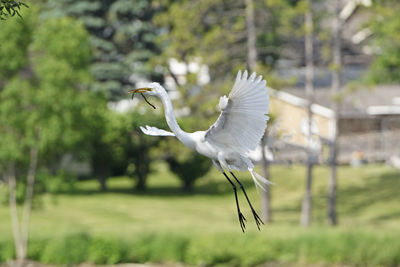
204, 70, 269, 154
140, 125, 175, 136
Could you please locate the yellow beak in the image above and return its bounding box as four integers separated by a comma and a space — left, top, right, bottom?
129, 88, 152, 94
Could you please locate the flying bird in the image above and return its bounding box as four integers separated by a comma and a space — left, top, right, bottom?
129, 70, 271, 232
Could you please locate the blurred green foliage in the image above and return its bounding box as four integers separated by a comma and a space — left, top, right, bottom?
366, 1, 400, 83
166, 152, 212, 191
101, 110, 169, 190
0, 230, 399, 266
35, 169, 76, 195
156, 0, 305, 77
0, 9, 107, 195
40, 233, 91, 264
32, 0, 178, 190
0, 5, 33, 78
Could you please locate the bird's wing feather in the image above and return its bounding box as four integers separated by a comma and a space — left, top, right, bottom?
205, 70, 269, 154
140, 125, 175, 136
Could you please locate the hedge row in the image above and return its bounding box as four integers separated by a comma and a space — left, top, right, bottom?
1, 231, 400, 266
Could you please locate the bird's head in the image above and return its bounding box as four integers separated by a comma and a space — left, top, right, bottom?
129, 82, 164, 97
129, 82, 165, 109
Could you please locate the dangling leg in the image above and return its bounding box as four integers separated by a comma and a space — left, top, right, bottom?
223, 172, 246, 232
213, 160, 246, 232
229, 171, 264, 230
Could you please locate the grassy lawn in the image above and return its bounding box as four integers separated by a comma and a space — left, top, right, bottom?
0, 163, 399, 265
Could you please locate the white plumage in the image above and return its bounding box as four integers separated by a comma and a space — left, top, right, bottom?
140, 125, 175, 136
130, 70, 270, 232
205, 70, 269, 155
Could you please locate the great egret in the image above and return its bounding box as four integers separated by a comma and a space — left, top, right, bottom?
129, 70, 271, 232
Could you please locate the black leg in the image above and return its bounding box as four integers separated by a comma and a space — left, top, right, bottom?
230, 171, 264, 230
222, 172, 246, 232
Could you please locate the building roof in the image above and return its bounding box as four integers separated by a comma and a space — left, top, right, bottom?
270, 89, 334, 118
278, 85, 400, 118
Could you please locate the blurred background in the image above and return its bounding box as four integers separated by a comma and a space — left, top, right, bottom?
0, 0, 400, 266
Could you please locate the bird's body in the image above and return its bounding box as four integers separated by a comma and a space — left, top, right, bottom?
132, 70, 270, 232
184, 131, 251, 174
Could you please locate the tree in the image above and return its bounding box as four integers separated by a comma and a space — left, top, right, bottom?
366, 1, 400, 83
0, 16, 35, 263
0, 6, 32, 81
159, 114, 212, 191
0, 12, 102, 263
42, 0, 165, 189
43, 0, 163, 100
96, 110, 169, 191
125, 111, 168, 191
156, 0, 296, 79
167, 152, 211, 192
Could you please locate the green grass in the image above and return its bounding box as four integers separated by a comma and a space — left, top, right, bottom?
0, 163, 399, 265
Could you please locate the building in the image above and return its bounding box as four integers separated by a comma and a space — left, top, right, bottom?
269, 85, 400, 164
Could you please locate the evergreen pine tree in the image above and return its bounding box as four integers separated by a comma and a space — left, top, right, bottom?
43, 0, 163, 100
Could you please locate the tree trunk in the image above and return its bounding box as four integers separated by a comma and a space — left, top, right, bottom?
135, 148, 149, 191
246, 0, 272, 223
182, 179, 194, 192
6, 147, 39, 266
260, 133, 272, 223
300, 0, 314, 227
301, 162, 313, 226
99, 175, 108, 191
136, 172, 146, 191
94, 158, 109, 191
21, 147, 39, 259
6, 163, 24, 264
328, 0, 342, 226
245, 0, 257, 71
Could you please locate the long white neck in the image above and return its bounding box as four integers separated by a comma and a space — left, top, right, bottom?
158, 89, 195, 148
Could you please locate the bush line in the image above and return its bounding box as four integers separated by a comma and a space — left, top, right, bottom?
1, 231, 399, 266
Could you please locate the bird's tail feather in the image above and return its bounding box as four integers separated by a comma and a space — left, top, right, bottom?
248, 168, 274, 191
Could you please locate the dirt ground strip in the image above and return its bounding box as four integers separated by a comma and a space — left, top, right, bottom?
1, 261, 356, 267
1, 262, 188, 267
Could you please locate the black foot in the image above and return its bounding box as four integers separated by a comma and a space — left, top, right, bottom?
229, 171, 264, 231
238, 211, 247, 232
250, 208, 264, 230
222, 171, 247, 233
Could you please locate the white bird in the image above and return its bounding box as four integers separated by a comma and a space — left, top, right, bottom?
129, 70, 271, 232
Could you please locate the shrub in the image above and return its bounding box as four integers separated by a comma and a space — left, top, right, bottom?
126, 233, 188, 263
27, 239, 47, 261
40, 233, 90, 264
0, 240, 15, 262
167, 152, 212, 191
1, 230, 400, 266
88, 237, 125, 264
